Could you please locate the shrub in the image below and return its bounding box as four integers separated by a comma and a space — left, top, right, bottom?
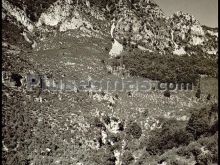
109, 134, 120, 143
210, 103, 218, 112
142, 109, 149, 117
103, 115, 111, 125
187, 103, 218, 139
195, 89, 201, 98
125, 122, 142, 139
187, 142, 202, 157
146, 119, 193, 155
186, 115, 209, 139
118, 122, 124, 131
115, 94, 119, 99
101, 59, 105, 64
92, 117, 105, 128
206, 94, 211, 100
121, 151, 134, 165
164, 90, 171, 97
196, 153, 213, 165
198, 133, 218, 163
127, 91, 132, 96
176, 146, 191, 158
92, 149, 116, 165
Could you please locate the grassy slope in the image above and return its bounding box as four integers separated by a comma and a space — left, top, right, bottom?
2, 29, 218, 164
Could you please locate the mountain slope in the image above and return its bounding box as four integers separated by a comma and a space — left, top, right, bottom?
2, 0, 218, 165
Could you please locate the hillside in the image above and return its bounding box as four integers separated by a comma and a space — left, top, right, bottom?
2, 0, 218, 164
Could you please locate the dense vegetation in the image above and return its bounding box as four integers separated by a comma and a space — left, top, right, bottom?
111, 50, 218, 85
141, 103, 218, 164
89, 104, 218, 164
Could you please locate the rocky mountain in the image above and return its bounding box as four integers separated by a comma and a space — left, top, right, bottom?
2, 0, 218, 56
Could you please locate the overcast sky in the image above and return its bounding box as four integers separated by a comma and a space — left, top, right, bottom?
154, 0, 218, 27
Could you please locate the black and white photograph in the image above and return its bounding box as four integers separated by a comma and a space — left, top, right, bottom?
2, 0, 218, 164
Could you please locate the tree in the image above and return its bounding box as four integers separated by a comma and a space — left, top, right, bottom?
186, 108, 210, 139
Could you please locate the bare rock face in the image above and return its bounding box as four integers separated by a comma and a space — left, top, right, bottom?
111, 0, 170, 53
2, 0, 218, 57
167, 11, 217, 56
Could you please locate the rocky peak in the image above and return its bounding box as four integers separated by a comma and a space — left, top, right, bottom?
2, 0, 218, 57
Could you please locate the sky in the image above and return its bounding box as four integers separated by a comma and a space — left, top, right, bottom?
154, 0, 218, 27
